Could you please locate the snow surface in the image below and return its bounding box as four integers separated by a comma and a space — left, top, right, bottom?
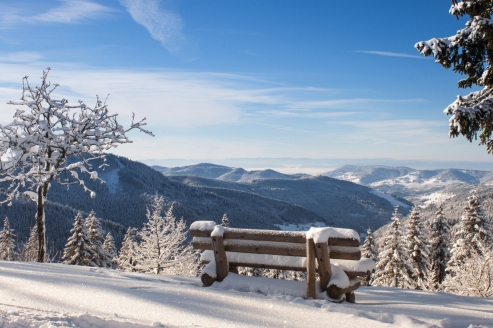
369, 190, 410, 208
1, 262, 493, 328
306, 227, 360, 243
275, 222, 327, 231
190, 221, 216, 231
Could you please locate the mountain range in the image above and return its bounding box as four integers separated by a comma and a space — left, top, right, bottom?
1, 157, 404, 256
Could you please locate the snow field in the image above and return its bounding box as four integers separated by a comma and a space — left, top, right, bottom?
1, 262, 493, 328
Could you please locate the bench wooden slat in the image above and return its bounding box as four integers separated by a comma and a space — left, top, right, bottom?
191, 227, 359, 247
200, 259, 370, 278
193, 237, 361, 260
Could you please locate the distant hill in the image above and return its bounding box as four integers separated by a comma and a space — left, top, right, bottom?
1, 156, 402, 256
323, 165, 493, 201
153, 163, 303, 183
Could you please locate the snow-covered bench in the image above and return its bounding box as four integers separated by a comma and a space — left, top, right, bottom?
190, 221, 375, 302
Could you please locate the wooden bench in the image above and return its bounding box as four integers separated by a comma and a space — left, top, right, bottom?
190, 221, 375, 302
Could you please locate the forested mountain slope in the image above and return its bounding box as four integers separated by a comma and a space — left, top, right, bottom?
1, 155, 399, 256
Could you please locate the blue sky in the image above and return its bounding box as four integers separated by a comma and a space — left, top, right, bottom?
0, 0, 491, 172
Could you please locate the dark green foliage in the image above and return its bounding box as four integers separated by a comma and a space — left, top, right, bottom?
416, 0, 493, 154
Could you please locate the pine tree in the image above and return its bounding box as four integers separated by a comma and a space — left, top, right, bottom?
103, 233, 118, 269
361, 227, 378, 286
444, 239, 493, 297
117, 227, 139, 272
136, 196, 198, 275
415, 1, 493, 154
21, 225, 39, 262
221, 214, 229, 227
372, 206, 416, 289
448, 190, 490, 270
428, 204, 450, 291
405, 207, 429, 289
0, 217, 18, 261
62, 212, 97, 266
85, 211, 111, 267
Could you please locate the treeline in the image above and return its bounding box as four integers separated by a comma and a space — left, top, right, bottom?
364, 189, 493, 297
0, 195, 199, 277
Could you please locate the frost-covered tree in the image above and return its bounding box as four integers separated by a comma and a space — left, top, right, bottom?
85, 211, 111, 267
361, 227, 378, 286
428, 204, 451, 291
0, 68, 153, 262
0, 217, 18, 261
137, 196, 198, 275
405, 207, 429, 289
62, 212, 97, 266
372, 207, 416, 289
448, 190, 490, 270
103, 232, 118, 269
362, 227, 378, 261
415, 1, 493, 154
444, 239, 493, 297
117, 227, 139, 272
20, 224, 38, 262
221, 213, 229, 227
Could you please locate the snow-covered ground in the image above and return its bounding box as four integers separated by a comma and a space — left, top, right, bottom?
369, 190, 411, 208
1, 262, 493, 328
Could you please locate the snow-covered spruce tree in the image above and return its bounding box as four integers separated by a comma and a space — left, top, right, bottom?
117, 227, 139, 272
103, 232, 118, 269
136, 196, 198, 275
361, 227, 378, 286
448, 189, 490, 270
372, 206, 416, 289
0, 217, 18, 261
405, 207, 429, 289
221, 213, 229, 227
85, 211, 111, 267
443, 239, 493, 297
20, 224, 38, 262
62, 212, 97, 266
428, 204, 451, 291
415, 1, 493, 154
0, 69, 153, 262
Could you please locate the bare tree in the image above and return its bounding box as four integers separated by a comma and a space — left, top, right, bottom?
0, 68, 153, 262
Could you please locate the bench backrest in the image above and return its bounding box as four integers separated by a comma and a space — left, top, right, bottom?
190, 222, 361, 261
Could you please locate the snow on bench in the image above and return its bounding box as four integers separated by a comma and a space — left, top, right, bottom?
190, 221, 375, 302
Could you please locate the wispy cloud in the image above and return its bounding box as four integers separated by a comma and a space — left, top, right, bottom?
0, 52, 42, 63
0, 0, 115, 27
355, 51, 424, 59
118, 0, 196, 59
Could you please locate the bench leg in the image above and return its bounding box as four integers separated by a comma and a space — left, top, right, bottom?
345, 291, 356, 303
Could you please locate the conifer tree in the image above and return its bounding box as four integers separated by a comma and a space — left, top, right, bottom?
405, 207, 429, 289
85, 211, 111, 267
0, 217, 18, 261
444, 239, 493, 297
372, 207, 416, 289
103, 232, 118, 269
137, 196, 198, 275
361, 227, 378, 286
117, 227, 139, 272
415, 1, 493, 154
221, 214, 229, 227
448, 190, 490, 270
428, 204, 450, 291
21, 225, 39, 262
62, 212, 97, 266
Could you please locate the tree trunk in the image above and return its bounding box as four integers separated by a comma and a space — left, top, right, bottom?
36, 185, 46, 262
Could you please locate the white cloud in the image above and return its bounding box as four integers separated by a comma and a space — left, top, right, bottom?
355, 51, 424, 59
118, 0, 195, 58
0, 52, 42, 63
0, 0, 115, 27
